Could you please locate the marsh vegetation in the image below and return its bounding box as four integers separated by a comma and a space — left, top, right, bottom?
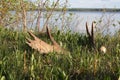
0, 0, 120, 80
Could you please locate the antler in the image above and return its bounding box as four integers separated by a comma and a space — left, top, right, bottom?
26, 27, 63, 54
46, 26, 59, 46
86, 22, 108, 53
86, 22, 95, 47
26, 31, 53, 54
46, 26, 62, 52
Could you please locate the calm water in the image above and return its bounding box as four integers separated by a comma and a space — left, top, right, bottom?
70, 11, 120, 34
10, 11, 120, 34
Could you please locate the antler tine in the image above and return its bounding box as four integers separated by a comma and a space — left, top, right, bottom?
26, 41, 31, 47
91, 22, 94, 40
86, 22, 91, 37
46, 26, 59, 46
91, 22, 95, 47
27, 31, 38, 40
26, 37, 33, 43
26, 38, 32, 46
91, 22, 94, 37
86, 22, 95, 48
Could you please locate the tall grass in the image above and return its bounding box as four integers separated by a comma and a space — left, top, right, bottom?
0, 27, 120, 80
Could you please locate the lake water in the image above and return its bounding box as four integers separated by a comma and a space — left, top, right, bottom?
69, 11, 120, 34
10, 10, 120, 34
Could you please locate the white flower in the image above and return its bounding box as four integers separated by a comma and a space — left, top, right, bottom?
100, 46, 107, 53
118, 76, 120, 80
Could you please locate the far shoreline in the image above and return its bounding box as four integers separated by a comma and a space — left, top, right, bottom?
28, 8, 120, 12
67, 8, 120, 12
9, 7, 120, 12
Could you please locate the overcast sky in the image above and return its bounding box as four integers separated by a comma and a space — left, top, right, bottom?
69, 0, 120, 8
30, 0, 120, 8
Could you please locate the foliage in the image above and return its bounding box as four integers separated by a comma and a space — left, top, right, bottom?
0, 0, 70, 32
0, 0, 120, 80
0, 27, 120, 80
0, 0, 36, 32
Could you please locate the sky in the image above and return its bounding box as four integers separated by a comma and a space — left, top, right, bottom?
68, 0, 120, 8
30, 0, 120, 9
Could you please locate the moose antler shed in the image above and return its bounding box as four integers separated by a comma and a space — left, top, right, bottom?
86, 22, 107, 53
26, 26, 65, 54
26, 22, 106, 54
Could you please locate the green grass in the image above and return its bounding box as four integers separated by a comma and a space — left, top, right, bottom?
0, 27, 120, 80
